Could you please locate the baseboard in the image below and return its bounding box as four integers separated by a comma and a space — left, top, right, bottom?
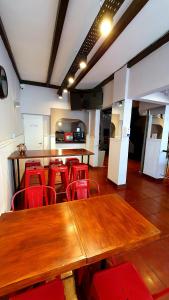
107, 178, 126, 189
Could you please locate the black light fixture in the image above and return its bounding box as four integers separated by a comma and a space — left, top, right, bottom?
79, 54, 87, 70
68, 75, 75, 85
58, 89, 63, 99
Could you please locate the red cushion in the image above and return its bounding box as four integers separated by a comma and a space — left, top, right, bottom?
91, 262, 153, 300
10, 279, 65, 300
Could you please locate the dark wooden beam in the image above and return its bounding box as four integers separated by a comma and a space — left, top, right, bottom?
21, 80, 60, 89
46, 0, 69, 84
71, 0, 149, 89
0, 17, 21, 81
127, 30, 169, 68
95, 73, 114, 89
94, 30, 169, 89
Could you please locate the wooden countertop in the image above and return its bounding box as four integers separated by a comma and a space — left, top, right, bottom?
8, 149, 94, 160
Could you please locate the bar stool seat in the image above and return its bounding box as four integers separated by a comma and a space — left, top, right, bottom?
48, 165, 69, 191
25, 160, 41, 168
49, 158, 63, 166
25, 166, 46, 187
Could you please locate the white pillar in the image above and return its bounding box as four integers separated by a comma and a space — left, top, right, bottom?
88, 109, 100, 167
143, 105, 169, 178
107, 66, 132, 186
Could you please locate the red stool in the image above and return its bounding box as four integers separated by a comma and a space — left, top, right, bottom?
25, 160, 41, 168
25, 166, 47, 208
25, 166, 46, 187
66, 158, 80, 178
49, 159, 63, 166
71, 163, 89, 182
89, 262, 169, 300
48, 165, 69, 191
10, 278, 65, 300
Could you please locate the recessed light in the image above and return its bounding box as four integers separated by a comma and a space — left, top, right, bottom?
79, 61, 87, 69
100, 18, 112, 37
68, 77, 74, 84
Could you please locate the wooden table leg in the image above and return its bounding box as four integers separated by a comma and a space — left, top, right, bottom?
12, 160, 17, 193
81, 155, 84, 163
17, 159, 20, 189
87, 155, 90, 165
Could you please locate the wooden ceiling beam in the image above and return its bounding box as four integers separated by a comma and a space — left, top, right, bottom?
94, 30, 169, 89
127, 30, 169, 67
21, 80, 60, 89
71, 0, 149, 89
0, 17, 21, 81
46, 0, 69, 84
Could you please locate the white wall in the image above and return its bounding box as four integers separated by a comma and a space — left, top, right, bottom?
0, 37, 24, 213
102, 80, 114, 109
128, 42, 169, 99
20, 84, 70, 115
0, 37, 23, 142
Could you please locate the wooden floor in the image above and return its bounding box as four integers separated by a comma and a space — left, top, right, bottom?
3, 159, 169, 299
88, 159, 169, 299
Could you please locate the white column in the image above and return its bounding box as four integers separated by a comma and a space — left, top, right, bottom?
88, 109, 100, 167
143, 105, 169, 178
108, 66, 132, 185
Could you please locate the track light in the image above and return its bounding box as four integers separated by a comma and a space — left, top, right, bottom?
79, 54, 87, 69
63, 88, 68, 93
58, 89, 63, 99
100, 17, 112, 37
68, 76, 74, 85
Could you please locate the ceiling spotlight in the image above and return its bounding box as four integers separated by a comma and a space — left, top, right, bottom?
68, 76, 74, 85
79, 54, 87, 69
80, 61, 87, 69
63, 88, 68, 93
119, 101, 123, 107
58, 89, 63, 99
100, 17, 112, 37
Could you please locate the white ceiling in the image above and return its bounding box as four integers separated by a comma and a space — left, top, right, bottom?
0, 0, 59, 82
77, 0, 169, 89
0, 0, 169, 89
50, 0, 100, 85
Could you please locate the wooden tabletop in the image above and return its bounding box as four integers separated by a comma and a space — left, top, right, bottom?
0, 203, 86, 296
8, 149, 94, 160
0, 194, 160, 296
68, 194, 161, 264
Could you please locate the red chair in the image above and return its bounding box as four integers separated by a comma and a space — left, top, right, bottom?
11, 185, 56, 210
25, 166, 46, 187
48, 165, 69, 191
10, 278, 65, 300
66, 179, 100, 201
49, 159, 63, 166
25, 160, 41, 168
89, 262, 169, 300
66, 157, 79, 170
71, 163, 89, 182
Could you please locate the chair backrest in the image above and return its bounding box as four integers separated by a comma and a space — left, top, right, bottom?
66, 179, 100, 201
11, 185, 56, 210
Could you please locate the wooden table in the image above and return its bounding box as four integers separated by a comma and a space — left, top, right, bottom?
8, 149, 94, 191
0, 203, 86, 297
0, 194, 160, 297
68, 194, 160, 264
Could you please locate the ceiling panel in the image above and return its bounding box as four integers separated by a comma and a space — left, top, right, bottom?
77, 0, 169, 89
50, 0, 100, 85
0, 0, 59, 82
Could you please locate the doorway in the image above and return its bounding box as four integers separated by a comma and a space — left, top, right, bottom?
23, 114, 44, 150
99, 107, 112, 166
128, 101, 147, 173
